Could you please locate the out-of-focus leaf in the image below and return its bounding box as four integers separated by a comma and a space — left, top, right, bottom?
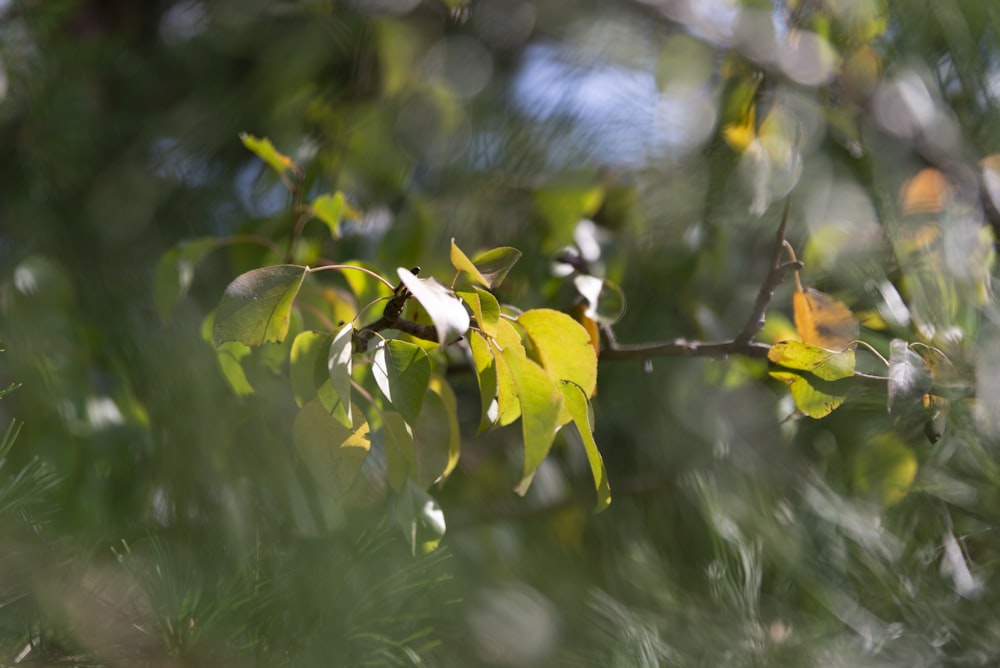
240, 132, 296, 175
202, 312, 253, 395
293, 399, 370, 503
793, 287, 859, 352
561, 381, 611, 512
154, 237, 220, 322
412, 378, 460, 488
328, 323, 355, 427
214, 265, 307, 346
372, 339, 430, 426
888, 339, 932, 415
382, 411, 414, 492
396, 479, 446, 555
310, 192, 360, 239
290, 331, 332, 408
396, 267, 470, 345
518, 308, 598, 400
572, 274, 627, 325
853, 432, 918, 506
769, 341, 855, 418
505, 349, 563, 496
470, 246, 523, 289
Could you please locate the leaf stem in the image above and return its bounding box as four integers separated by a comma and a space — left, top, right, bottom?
307, 264, 396, 290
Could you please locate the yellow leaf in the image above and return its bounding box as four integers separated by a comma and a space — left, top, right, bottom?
793, 287, 859, 352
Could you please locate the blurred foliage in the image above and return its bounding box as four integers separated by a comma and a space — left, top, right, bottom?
4, 0, 1000, 665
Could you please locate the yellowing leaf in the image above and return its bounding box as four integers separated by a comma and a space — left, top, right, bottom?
517, 309, 598, 399
290, 331, 332, 408
793, 287, 859, 352
768, 340, 855, 418
450, 238, 490, 287
240, 133, 296, 175
561, 381, 611, 512
504, 349, 563, 496
722, 102, 756, 152
469, 331, 499, 431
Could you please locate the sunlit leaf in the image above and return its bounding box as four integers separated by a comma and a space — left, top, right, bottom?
470, 246, 523, 289
293, 398, 370, 503
518, 308, 598, 399
240, 132, 296, 175
372, 339, 431, 426
572, 274, 627, 325
451, 238, 490, 287
396, 267, 470, 345
328, 323, 354, 427
853, 432, 918, 506
290, 331, 332, 408
504, 349, 563, 496
310, 192, 360, 239
214, 265, 307, 346
793, 287, 859, 352
154, 237, 220, 322
457, 287, 500, 338
769, 340, 855, 418
469, 330, 499, 431
561, 381, 611, 512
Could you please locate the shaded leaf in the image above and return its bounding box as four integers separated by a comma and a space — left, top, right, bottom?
214, 265, 307, 346
154, 237, 220, 322
413, 379, 459, 488
382, 411, 414, 492
396, 267, 470, 345
290, 331, 332, 408
202, 312, 253, 395
240, 132, 296, 175
372, 339, 431, 426
793, 287, 859, 352
504, 349, 563, 496
310, 192, 352, 239
853, 432, 918, 506
469, 330, 499, 431
293, 398, 370, 503
561, 381, 611, 512
470, 246, 522, 288
396, 478, 446, 555
328, 323, 355, 427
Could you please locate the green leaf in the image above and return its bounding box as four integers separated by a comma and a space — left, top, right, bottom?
396, 267, 470, 345
518, 308, 599, 400
469, 331, 499, 431
382, 411, 414, 492
768, 340, 855, 418
290, 331, 332, 408
396, 478, 446, 555
572, 274, 627, 325
561, 381, 611, 512
470, 246, 522, 289
412, 378, 460, 488
154, 237, 220, 322
853, 432, 918, 506
202, 312, 253, 395
457, 287, 500, 338
310, 192, 361, 240
293, 398, 371, 503
372, 339, 431, 425
327, 323, 355, 427
450, 238, 490, 287
504, 348, 564, 496
214, 265, 307, 346
240, 132, 296, 175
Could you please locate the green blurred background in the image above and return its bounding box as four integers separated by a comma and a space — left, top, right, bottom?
4, 0, 1000, 665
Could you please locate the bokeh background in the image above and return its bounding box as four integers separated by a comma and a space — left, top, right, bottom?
4, 0, 1000, 665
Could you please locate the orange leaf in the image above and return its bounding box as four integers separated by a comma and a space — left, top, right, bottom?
793, 288, 859, 352
898, 168, 951, 216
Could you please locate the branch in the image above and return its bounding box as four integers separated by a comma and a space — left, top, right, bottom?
601, 203, 799, 364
